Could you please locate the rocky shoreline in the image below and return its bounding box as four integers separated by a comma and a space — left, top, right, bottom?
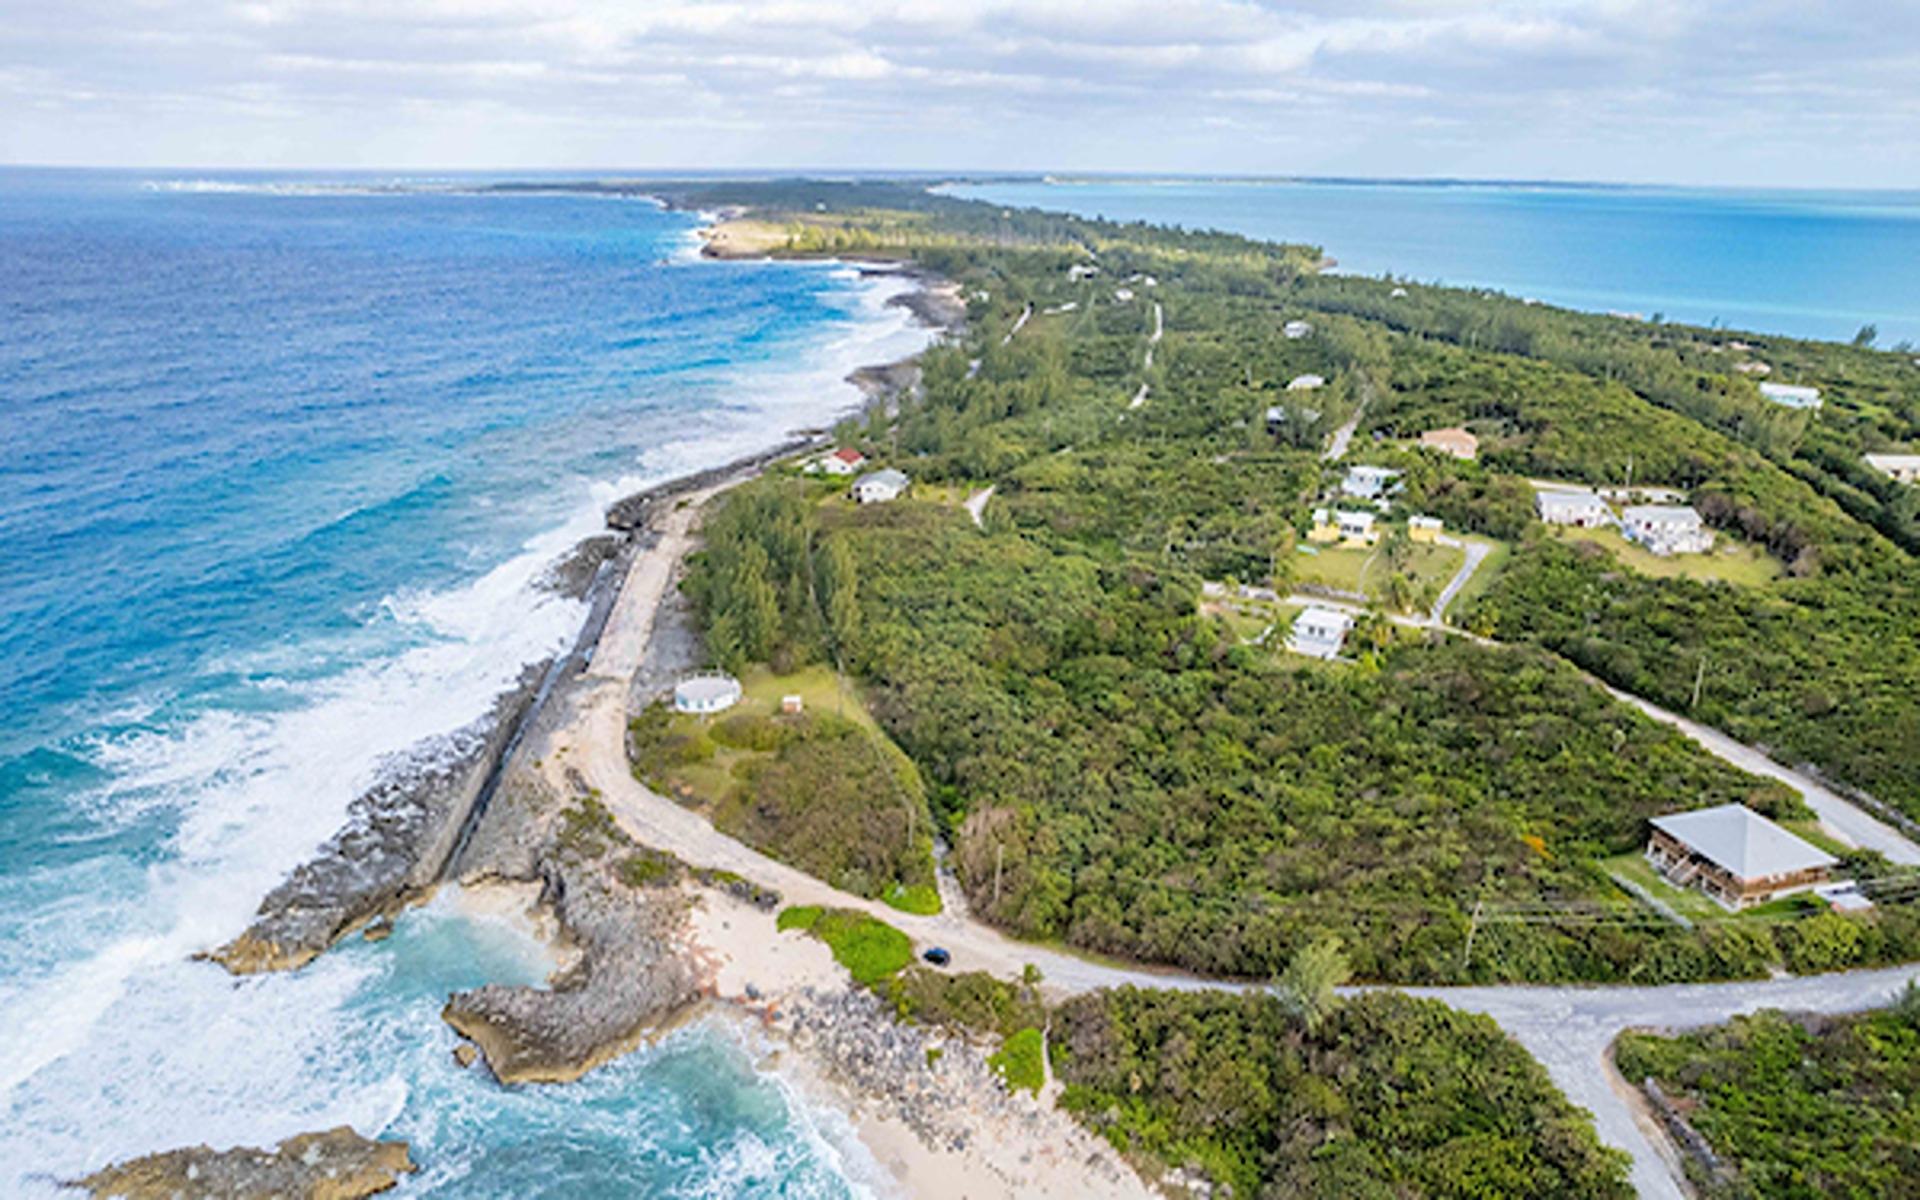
75, 1127, 414, 1200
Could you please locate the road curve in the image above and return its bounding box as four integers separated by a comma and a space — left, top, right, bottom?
556, 486, 1920, 1200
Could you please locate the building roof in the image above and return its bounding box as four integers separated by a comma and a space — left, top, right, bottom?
674, 674, 742, 705
829, 446, 866, 464
856, 467, 909, 489
1409, 514, 1443, 528
1621, 504, 1702, 525
1536, 488, 1610, 513
1421, 426, 1479, 450
1650, 804, 1836, 881
1865, 452, 1920, 471
1758, 382, 1821, 407
1334, 508, 1375, 528
1287, 374, 1326, 390
1293, 605, 1354, 634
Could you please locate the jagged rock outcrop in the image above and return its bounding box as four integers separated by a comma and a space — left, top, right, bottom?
75, 1127, 413, 1200
443, 862, 697, 1084
209, 665, 548, 974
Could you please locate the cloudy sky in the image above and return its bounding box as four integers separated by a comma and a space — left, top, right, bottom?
3, 0, 1918, 186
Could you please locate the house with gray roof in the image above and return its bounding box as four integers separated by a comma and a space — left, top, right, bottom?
1646, 803, 1837, 910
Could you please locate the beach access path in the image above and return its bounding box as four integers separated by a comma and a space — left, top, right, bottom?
549, 485, 1920, 1200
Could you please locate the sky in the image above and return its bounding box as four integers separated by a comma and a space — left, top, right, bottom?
3, 1, 1919, 187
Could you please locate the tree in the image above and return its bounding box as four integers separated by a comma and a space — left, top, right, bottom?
816, 536, 862, 665
1274, 936, 1349, 1032
1853, 323, 1879, 348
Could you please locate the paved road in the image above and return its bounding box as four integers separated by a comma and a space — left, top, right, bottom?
1127, 302, 1163, 410
563, 492, 1920, 1200
1322, 373, 1372, 461
1429, 536, 1490, 623
1000, 303, 1031, 345
963, 485, 994, 529
1402, 966, 1920, 1200
1600, 684, 1920, 865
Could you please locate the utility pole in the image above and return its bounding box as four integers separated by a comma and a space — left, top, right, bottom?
1691, 656, 1707, 710
1461, 898, 1485, 973
994, 844, 1005, 908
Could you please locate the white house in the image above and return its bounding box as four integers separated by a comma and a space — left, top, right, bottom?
1288, 606, 1356, 659
1864, 453, 1920, 485
1535, 488, 1613, 528
1621, 504, 1714, 556
1287, 374, 1326, 392
1113, 287, 1135, 302
1758, 382, 1822, 410
1067, 262, 1099, 281
1283, 319, 1314, 339
1341, 464, 1402, 501
673, 673, 743, 715
811, 446, 867, 476
1390, 286, 1410, 298
1265, 404, 1320, 434
851, 468, 910, 505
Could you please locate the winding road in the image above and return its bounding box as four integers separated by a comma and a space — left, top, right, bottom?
553, 489, 1920, 1200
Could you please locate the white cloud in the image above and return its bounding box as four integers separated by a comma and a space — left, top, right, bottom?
0, 0, 1914, 184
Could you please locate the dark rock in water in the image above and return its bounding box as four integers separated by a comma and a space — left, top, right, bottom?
453, 1043, 478, 1068
540, 534, 623, 600
75, 1126, 413, 1199
442, 863, 697, 1084
208, 665, 549, 975
361, 918, 393, 943
603, 438, 820, 532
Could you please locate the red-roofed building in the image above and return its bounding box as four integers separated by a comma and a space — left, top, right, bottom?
812, 446, 867, 476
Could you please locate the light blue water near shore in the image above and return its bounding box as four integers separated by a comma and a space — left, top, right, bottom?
0, 170, 925, 1195
947, 178, 1920, 346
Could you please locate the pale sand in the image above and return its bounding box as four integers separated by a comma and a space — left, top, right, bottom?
688, 891, 1154, 1200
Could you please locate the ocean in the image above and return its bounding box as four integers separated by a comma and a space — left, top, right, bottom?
945, 178, 1920, 346
0, 169, 931, 1196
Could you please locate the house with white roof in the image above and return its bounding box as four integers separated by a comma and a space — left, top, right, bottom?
1535, 488, 1613, 528
1307, 508, 1380, 547
1287, 606, 1355, 659
850, 468, 909, 505
1621, 504, 1714, 556
1646, 803, 1837, 910
1340, 465, 1402, 501
1283, 319, 1314, 339
1758, 382, 1822, 410
1865, 453, 1920, 485
1287, 374, 1326, 392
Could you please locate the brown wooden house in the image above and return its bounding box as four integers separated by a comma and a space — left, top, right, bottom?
1646, 804, 1837, 911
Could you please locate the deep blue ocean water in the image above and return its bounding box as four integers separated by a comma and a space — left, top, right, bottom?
0, 170, 927, 1196
947, 178, 1920, 345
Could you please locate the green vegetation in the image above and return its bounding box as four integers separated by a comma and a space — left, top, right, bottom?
1545, 523, 1781, 586
1616, 992, 1920, 1199
1054, 987, 1633, 1199
777, 906, 914, 985
882, 882, 942, 915
633, 178, 1920, 983
630, 662, 936, 901
885, 966, 1046, 1038
987, 1026, 1046, 1095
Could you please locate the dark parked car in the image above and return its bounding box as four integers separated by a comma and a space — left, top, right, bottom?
922, 947, 951, 967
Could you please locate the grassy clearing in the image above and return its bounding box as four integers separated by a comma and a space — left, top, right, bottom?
1450, 536, 1510, 610
631, 665, 938, 900
1292, 541, 1462, 600
987, 1026, 1046, 1095
883, 882, 943, 915
1549, 524, 1780, 586
1602, 851, 1726, 921
778, 906, 914, 985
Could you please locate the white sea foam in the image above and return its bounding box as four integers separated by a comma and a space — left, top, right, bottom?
0, 249, 938, 1195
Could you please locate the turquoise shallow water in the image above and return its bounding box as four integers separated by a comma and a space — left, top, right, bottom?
0, 170, 924, 1194
947, 178, 1920, 345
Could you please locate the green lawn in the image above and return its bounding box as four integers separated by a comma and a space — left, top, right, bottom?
1602, 851, 1727, 921
1293, 541, 1462, 601
1549, 525, 1780, 586
737, 664, 876, 732
1449, 536, 1510, 610
778, 905, 915, 985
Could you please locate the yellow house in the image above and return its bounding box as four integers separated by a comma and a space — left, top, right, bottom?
1409, 514, 1444, 544
1308, 507, 1341, 544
